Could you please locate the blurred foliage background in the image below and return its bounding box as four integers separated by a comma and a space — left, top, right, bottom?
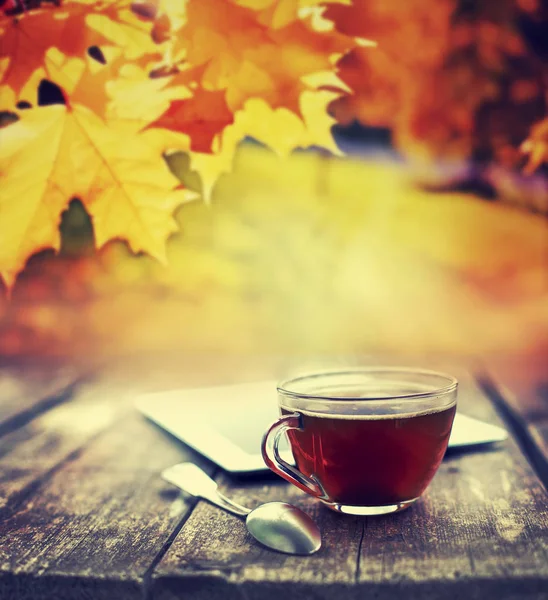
0, 0, 547, 376
1, 147, 546, 372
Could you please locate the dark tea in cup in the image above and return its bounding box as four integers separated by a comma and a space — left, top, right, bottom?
263, 369, 458, 515
281, 404, 455, 508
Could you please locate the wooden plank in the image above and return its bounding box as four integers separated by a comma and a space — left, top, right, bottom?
151, 372, 548, 600
0, 354, 216, 512
0, 378, 127, 513
356, 372, 548, 599
0, 375, 215, 600
0, 364, 82, 437
0, 356, 288, 599
151, 476, 365, 600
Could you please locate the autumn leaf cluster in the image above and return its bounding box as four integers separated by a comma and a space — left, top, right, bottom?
0, 0, 365, 288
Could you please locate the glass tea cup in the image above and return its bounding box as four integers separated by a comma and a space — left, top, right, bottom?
262, 368, 458, 515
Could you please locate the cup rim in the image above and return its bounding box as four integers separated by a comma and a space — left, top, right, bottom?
277, 367, 458, 403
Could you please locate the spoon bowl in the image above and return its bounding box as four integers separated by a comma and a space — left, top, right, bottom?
162, 463, 321, 555
245, 501, 321, 554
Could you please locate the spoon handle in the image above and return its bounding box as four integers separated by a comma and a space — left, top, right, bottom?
215, 491, 251, 517
162, 463, 251, 517
208, 491, 251, 517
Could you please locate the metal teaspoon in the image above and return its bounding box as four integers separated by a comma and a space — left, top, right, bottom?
161, 462, 322, 555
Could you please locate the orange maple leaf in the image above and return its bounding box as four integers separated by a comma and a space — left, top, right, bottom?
0, 0, 156, 101
147, 87, 234, 153
0, 103, 191, 287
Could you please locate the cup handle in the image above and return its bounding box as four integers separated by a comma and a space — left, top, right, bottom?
261, 413, 327, 499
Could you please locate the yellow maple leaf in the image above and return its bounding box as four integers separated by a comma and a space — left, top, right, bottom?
0, 104, 190, 287
138, 0, 364, 196
144, 87, 341, 200
0, 0, 368, 290
232, 0, 353, 30
141, 87, 341, 200
159, 0, 358, 114
190, 89, 342, 199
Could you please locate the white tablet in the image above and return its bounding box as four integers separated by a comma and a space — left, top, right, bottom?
136, 380, 508, 474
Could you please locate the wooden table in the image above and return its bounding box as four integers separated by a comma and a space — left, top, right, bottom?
0, 360, 547, 600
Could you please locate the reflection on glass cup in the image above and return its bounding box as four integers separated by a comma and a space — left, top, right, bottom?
262, 368, 458, 515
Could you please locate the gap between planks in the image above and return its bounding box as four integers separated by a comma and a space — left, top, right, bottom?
477, 372, 548, 492
141, 467, 222, 600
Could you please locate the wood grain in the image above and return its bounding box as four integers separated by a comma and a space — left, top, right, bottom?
0, 376, 214, 600
0, 365, 81, 437
151, 372, 548, 600
1, 363, 547, 600
0, 379, 128, 514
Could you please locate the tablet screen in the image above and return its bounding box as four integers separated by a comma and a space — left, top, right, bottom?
200, 400, 278, 455
136, 380, 507, 473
